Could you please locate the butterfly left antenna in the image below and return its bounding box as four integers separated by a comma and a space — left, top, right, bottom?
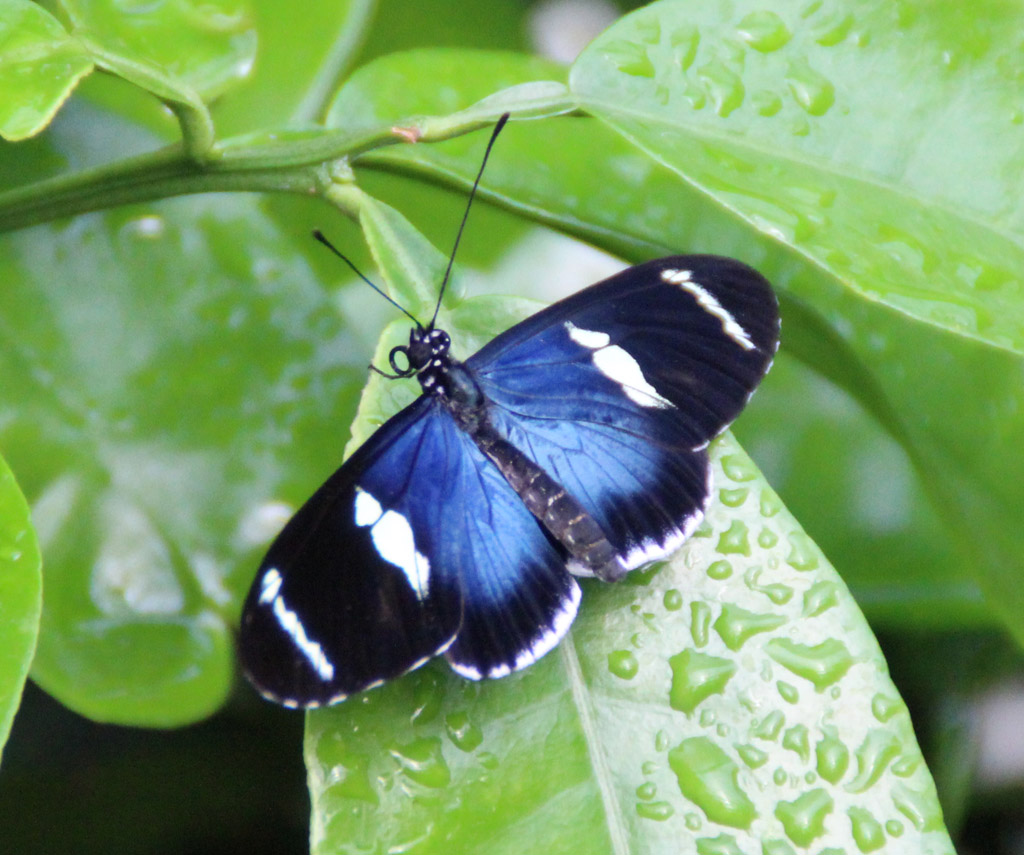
312, 230, 424, 329
429, 112, 511, 330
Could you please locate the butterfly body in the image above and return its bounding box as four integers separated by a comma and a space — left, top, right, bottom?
240, 255, 779, 707
399, 323, 629, 584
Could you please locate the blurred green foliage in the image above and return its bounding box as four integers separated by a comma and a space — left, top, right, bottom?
1, 0, 1022, 852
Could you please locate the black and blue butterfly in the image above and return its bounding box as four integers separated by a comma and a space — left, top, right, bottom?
239, 116, 780, 708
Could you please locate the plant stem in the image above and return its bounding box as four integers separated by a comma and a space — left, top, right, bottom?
0, 125, 391, 233
0, 144, 313, 233
0, 107, 552, 233
80, 34, 217, 161
290, 0, 378, 125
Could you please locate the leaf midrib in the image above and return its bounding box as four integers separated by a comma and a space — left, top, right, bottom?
559, 629, 631, 855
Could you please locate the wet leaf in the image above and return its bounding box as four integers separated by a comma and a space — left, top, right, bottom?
571, 0, 1024, 644
307, 432, 952, 854
0, 200, 365, 725
0, 0, 93, 141
0, 454, 42, 766
63, 0, 257, 100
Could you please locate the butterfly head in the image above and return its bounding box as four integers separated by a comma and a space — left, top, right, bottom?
387, 326, 451, 380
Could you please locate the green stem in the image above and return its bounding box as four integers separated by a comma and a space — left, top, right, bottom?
165, 98, 216, 161
80, 35, 216, 161
0, 125, 396, 233
322, 181, 366, 220
291, 0, 378, 124
0, 108, 550, 233
0, 145, 317, 233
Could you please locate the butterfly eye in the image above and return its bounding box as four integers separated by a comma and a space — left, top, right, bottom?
431, 330, 451, 353
388, 345, 413, 376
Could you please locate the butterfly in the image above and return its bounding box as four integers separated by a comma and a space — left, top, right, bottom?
239, 116, 780, 708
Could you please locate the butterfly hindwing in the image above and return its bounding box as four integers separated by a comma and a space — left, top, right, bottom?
470, 255, 779, 570
240, 396, 581, 706
433, 434, 581, 680
358, 398, 582, 681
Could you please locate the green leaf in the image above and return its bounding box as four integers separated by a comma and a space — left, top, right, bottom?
306, 432, 953, 854
738, 296, 986, 628
43, 0, 258, 155
0, 0, 94, 141
735, 354, 986, 629
62, 0, 257, 101
326, 47, 566, 136
1, 0, 256, 147
0, 198, 365, 726
353, 0, 534, 61
0, 453, 42, 766
571, 0, 1024, 353
358, 190, 454, 316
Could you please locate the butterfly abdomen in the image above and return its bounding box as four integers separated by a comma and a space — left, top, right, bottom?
472, 423, 627, 583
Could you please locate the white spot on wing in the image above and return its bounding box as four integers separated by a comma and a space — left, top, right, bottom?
566, 324, 610, 349
565, 321, 674, 409
592, 347, 673, 408
354, 488, 431, 600
660, 268, 692, 284
258, 567, 283, 603
661, 268, 756, 351
353, 489, 382, 526
372, 510, 431, 599
257, 567, 335, 681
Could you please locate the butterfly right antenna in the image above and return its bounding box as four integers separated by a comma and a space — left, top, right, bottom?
429, 112, 511, 330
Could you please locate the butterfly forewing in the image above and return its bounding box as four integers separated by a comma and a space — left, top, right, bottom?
240, 396, 583, 705
470, 256, 779, 570
240, 399, 462, 707
471, 256, 778, 432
